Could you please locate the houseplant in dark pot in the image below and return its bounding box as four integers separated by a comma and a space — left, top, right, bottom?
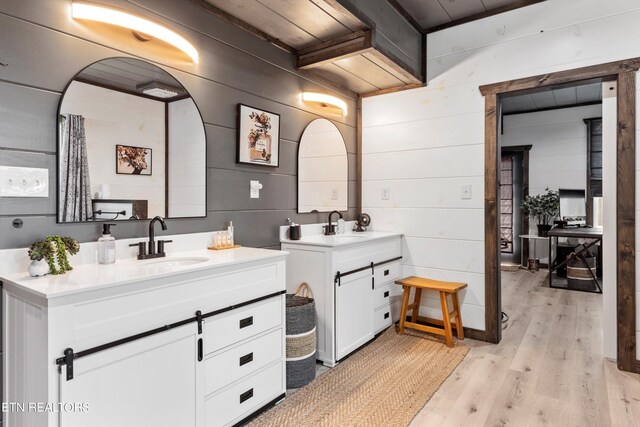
521, 189, 560, 237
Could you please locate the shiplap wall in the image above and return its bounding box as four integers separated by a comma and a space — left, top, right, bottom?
0, 0, 357, 251
363, 0, 640, 348
502, 104, 602, 262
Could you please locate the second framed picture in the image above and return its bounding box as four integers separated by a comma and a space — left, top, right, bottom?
237, 104, 280, 167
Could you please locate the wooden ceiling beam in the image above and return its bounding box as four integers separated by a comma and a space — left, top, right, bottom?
297, 30, 373, 69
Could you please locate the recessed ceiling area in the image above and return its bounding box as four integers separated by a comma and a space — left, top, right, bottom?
392, 0, 546, 32
501, 82, 602, 115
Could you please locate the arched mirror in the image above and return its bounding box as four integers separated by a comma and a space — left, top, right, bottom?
297, 119, 348, 213
57, 57, 206, 222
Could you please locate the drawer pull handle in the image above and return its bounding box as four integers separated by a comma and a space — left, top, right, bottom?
239, 352, 254, 366
197, 338, 203, 362
384, 312, 390, 319
239, 316, 254, 329
240, 388, 254, 404
384, 269, 390, 276
383, 291, 389, 298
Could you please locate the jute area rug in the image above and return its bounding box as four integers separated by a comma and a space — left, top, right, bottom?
248, 326, 469, 427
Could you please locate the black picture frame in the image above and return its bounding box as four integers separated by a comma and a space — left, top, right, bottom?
236, 103, 280, 167
115, 144, 153, 176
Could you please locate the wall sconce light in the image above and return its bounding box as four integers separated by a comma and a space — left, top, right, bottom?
71, 1, 199, 63
302, 92, 348, 116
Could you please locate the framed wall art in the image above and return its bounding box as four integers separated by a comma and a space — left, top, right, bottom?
116, 144, 152, 175
237, 104, 280, 167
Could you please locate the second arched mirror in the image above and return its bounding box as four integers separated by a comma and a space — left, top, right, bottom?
297, 119, 348, 213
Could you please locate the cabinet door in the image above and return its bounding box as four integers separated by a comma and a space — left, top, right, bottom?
59, 324, 203, 427
335, 270, 374, 361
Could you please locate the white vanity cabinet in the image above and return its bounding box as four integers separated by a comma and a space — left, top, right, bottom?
2, 248, 287, 427
281, 232, 402, 367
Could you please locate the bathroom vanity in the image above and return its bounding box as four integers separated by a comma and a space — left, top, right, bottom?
2, 247, 287, 427
281, 224, 402, 367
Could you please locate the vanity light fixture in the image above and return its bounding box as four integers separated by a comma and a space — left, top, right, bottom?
71, 1, 199, 63
302, 92, 348, 116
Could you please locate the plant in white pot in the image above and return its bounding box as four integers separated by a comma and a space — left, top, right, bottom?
28, 236, 80, 277
521, 189, 560, 237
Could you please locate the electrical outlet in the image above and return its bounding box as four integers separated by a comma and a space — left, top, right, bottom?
461, 184, 472, 200
250, 180, 263, 198
381, 187, 390, 200
0, 166, 48, 197
330, 188, 338, 200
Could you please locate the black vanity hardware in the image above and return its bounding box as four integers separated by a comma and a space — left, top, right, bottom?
239, 352, 254, 366
239, 316, 254, 329
334, 256, 403, 287
371, 277, 374, 290
55, 290, 285, 381
384, 312, 390, 319
196, 310, 203, 334
384, 269, 390, 276
240, 389, 254, 404
197, 339, 203, 362
130, 216, 171, 260
384, 291, 389, 298
324, 210, 343, 235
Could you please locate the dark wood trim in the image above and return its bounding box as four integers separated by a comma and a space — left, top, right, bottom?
482, 58, 640, 373
359, 83, 425, 98
485, 93, 501, 344
297, 31, 373, 69
426, 0, 547, 34
616, 71, 637, 373
189, 0, 295, 53
502, 145, 531, 264
503, 100, 602, 117
386, 0, 423, 33
480, 58, 640, 95
356, 96, 363, 213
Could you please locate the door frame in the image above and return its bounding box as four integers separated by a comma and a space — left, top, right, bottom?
479, 57, 640, 373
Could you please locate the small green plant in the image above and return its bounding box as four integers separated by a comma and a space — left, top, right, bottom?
521, 189, 560, 225
28, 236, 80, 275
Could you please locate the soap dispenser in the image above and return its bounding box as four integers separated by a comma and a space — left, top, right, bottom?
97, 223, 117, 264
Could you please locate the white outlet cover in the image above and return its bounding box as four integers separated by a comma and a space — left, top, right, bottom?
461, 184, 472, 200
250, 180, 263, 199
0, 166, 48, 198
381, 187, 390, 200
330, 188, 338, 200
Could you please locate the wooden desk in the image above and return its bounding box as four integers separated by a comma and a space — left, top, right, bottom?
547, 227, 603, 293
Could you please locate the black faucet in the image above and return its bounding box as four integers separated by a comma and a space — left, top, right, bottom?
324, 210, 343, 236
129, 216, 172, 260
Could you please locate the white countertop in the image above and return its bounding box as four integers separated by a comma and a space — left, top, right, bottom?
1, 247, 287, 300
280, 231, 402, 247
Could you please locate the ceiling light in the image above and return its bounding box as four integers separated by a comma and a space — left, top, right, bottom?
71, 2, 199, 64
137, 81, 180, 98
302, 92, 348, 116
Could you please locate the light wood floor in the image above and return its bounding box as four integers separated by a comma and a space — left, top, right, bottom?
411, 269, 640, 427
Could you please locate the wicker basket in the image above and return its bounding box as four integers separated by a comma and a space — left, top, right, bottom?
566, 253, 597, 291
286, 283, 317, 389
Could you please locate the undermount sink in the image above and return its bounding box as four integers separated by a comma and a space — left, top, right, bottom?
142, 257, 209, 268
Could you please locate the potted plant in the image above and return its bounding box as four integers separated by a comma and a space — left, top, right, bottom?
521, 189, 560, 237
28, 236, 80, 277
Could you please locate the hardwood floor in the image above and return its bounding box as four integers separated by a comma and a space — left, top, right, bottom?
411, 269, 640, 427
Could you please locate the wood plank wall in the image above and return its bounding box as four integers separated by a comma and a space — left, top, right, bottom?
0, 0, 358, 251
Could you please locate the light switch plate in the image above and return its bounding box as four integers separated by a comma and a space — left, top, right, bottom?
461, 184, 472, 200
330, 188, 338, 200
250, 180, 263, 199
0, 166, 48, 197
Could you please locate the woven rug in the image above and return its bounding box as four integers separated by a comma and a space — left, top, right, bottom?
247, 327, 469, 427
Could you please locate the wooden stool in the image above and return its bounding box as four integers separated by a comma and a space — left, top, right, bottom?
395, 276, 467, 347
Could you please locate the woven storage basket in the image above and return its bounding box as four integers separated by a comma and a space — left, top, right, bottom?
567, 253, 597, 291
286, 283, 316, 389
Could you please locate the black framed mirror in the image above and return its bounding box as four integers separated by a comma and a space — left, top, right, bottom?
57, 57, 206, 223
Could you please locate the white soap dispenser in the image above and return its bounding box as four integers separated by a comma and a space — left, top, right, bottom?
97, 223, 117, 264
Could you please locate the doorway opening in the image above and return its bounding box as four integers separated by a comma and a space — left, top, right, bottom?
480, 58, 639, 373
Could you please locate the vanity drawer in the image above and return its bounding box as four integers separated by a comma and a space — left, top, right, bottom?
204, 295, 283, 354
205, 329, 283, 395
205, 361, 284, 427
374, 260, 401, 286
373, 283, 391, 309
374, 305, 392, 334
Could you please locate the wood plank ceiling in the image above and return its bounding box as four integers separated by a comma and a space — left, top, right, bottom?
501, 82, 602, 114
392, 0, 546, 32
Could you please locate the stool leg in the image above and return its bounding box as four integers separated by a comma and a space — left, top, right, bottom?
439, 291, 453, 347
411, 288, 422, 322
452, 292, 464, 340
398, 285, 411, 335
